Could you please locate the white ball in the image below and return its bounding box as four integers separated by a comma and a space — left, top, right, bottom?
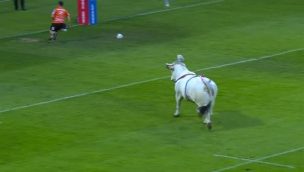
116, 33, 124, 39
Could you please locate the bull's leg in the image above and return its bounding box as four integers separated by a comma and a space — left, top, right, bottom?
203, 112, 211, 124
203, 101, 215, 130
174, 93, 182, 117
203, 112, 212, 130
206, 94, 217, 130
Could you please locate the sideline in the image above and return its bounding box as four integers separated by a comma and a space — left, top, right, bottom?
0, 47, 303, 114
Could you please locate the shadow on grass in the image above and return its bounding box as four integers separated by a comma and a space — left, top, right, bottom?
214, 111, 263, 130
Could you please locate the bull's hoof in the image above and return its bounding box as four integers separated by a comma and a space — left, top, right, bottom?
174, 111, 180, 117
206, 123, 212, 130
173, 114, 180, 118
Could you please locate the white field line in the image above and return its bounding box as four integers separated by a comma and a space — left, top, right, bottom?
106, 0, 224, 22
213, 147, 304, 172
214, 154, 294, 169
0, 0, 224, 40
0, 47, 304, 114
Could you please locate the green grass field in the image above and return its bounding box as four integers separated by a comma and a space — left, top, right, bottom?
0, 0, 303, 171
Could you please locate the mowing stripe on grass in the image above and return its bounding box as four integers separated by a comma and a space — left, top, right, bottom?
0, 0, 224, 40
213, 147, 304, 172
214, 154, 294, 169
0, 48, 304, 114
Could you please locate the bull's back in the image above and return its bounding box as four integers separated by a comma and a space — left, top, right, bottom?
186, 77, 211, 105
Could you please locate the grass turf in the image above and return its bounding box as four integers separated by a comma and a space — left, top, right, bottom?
0, 0, 303, 171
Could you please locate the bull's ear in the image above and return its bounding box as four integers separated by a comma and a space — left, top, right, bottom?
166, 63, 170, 69
165, 63, 172, 70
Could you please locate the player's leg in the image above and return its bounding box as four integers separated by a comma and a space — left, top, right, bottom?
163, 0, 170, 7
61, 23, 68, 32
49, 24, 58, 40
49, 31, 57, 40
21, 0, 25, 10
14, 0, 19, 10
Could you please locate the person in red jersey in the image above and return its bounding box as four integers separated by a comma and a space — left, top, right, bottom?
49, 1, 71, 41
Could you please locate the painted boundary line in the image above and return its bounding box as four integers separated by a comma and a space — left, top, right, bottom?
214, 154, 294, 169
0, 0, 224, 40
213, 147, 304, 172
105, 0, 224, 22
0, 47, 304, 114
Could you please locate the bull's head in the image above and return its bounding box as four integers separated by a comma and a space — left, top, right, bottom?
165, 54, 186, 81
165, 54, 185, 70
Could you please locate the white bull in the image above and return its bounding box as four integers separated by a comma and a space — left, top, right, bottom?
166, 55, 218, 129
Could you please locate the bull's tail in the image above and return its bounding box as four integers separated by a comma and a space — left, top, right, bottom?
198, 102, 211, 115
